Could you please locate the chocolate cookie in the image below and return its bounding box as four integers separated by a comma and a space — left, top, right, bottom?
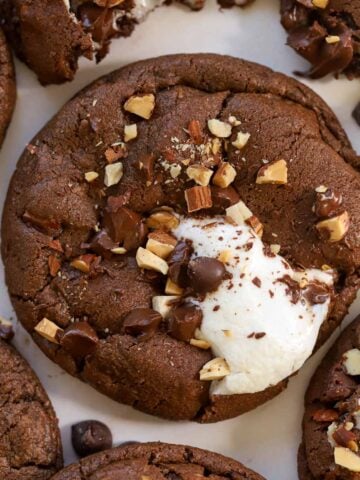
2, 54, 360, 423
0, 0, 253, 85
0, 28, 15, 147
0, 338, 63, 479
51, 442, 264, 479
281, 0, 360, 79
298, 315, 360, 480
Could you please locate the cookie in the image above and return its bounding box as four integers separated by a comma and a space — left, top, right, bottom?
298, 315, 360, 480
51, 442, 264, 479
2, 54, 360, 423
0, 0, 253, 85
0, 338, 63, 479
0, 28, 15, 147
281, 0, 360, 79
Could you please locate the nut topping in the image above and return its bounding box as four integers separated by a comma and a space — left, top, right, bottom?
312, 0, 329, 8
124, 124, 138, 142
334, 447, 360, 472
35, 318, 63, 344
48, 255, 61, 276
190, 338, 211, 350
232, 132, 250, 150
124, 94, 155, 120
316, 211, 350, 242
185, 186, 212, 213
212, 162, 237, 188
207, 119, 232, 138
104, 162, 123, 187
165, 278, 184, 295
136, 247, 169, 275
152, 296, 179, 318
0, 316, 14, 342
256, 159, 288, 185
188, 120, 203, 145
146, 231, 177, 259
85, 171, 99, 183
226, 200, 253, 224
186, 164, 213, 187
147, 210, 179, 231
199, 357, 231, 381
343, 349, 360, 376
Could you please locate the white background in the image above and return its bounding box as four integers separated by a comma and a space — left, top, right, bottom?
1, 1, 359, 478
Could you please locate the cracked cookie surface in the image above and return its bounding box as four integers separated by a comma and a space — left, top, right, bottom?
2, 54, 360, 423
0, 28, 15, 147
0, 339, 63, 479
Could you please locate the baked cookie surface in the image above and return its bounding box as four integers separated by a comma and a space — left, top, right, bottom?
0, 28, 15, 147
299, 315, 360, 480
0, 338, 63, 479
50, 442, 265, 479
2, 54, 360, 423
281, 0, 360, 79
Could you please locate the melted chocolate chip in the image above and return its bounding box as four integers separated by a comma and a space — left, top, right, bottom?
168, 241, 193, 287
71, 420, 112, 458
103, 204, 147, 251
122, 308, 162, 340
88, 230, 118, 257
167, 304, 203, 341
315, 188, 343, 218
188, 257, 227, 293
304, 282, 330, 305
60, 322, 99, 358
211, 185, 240, 212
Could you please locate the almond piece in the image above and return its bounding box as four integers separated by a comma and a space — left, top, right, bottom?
165, 278, 184, 295
124, 94, 155, 120
188, 120, 203, 144
124, 124, 138, 142
326, 35, 340, 44
111, 247, 127, 254
186, 164, 213, 187
247, 215, 264, 237
95, 0, 125, 6
199, 357, 231, 381
85, 171, 99, 183
147, 211, 180, 230
146, 231, 177, 259
70, 258, 91, 273
316, 211, 350, 243
190, 338, 211, 350
256, 159, 288, 185
334, 447, 360, 472
312, 0, 329, 8
104, 162, 123, 187
270, 244, 281, 254
136, 247, 169, 275
232, 132, 250, 150
217, 250, 232, 264
48, 255, 61, 276
226, 200, 253, 224
185, 186, 212, 213
343, 349, 360, 376
212, 162, 237, 188
152, 295, 179, 317
208, 119, 232, 138
35, 318, 63, 344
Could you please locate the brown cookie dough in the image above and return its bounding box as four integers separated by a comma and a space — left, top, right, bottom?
2, 54, 360, 423
51, 442, 265, 480
0, 0, 254, 85
0, 338, 63, 479
299, 315, 360, 480
280, 0, 360, 79
0, 28, 15, 147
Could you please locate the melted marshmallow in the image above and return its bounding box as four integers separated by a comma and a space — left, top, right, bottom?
173, 217, 333, 396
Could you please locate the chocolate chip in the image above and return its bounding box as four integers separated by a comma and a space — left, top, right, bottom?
187, 257, 227, 293
352, 102, 360, 127
137, 153, 156, 182
211, 185, 240, 212
122, 308, 162, 340
0, 321, 14, 342
315, 188, 343, 218
167, 304, 203, 341
60, 322, 99, 358
103, 204, 147, 251
23, 210, 60, 234
303, 282, 330, 305
168, 240, 193, 287
277, 275, 301, 304
88, 230, 118, 257
71, 420, 112, 457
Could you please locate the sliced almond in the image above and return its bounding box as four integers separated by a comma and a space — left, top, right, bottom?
211, 138, 222, 155
190, 338, 211, 350
136, 247, 168, 275
124, 124, 138, 142
343, 349, 360, 376
212, 162, 237, 188
111, 247, 127, 255
146, 231, 177, 259
147, 211, 180, 230
185, 185, 212, 213
326, 35, 340, 44
208, 119, 232, 138
334, 447, 360, 472
312, 0, 329, 8
95, 0, 125, 6
228, 115, 241, 126
104, 162, 123, 187
165, 278, 184, 295
232, 131, 250, 150
85, 171, 99, 183
186, 164, 213, 187
35, 318, 63, 344
316, 211, 350, 243
124, 94, 155, 120
170, 164, 182, 179
247, 215, 264, 237
188, 120, 203, 145
256, 159, 288, 185
70, 258, 91, 273
199, 357, 231, 381
152, 295, 179, 318
217, 250, 232, 264
315, 185, 328, 193
226, 200, 252, 224
270, 244, 281, 254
